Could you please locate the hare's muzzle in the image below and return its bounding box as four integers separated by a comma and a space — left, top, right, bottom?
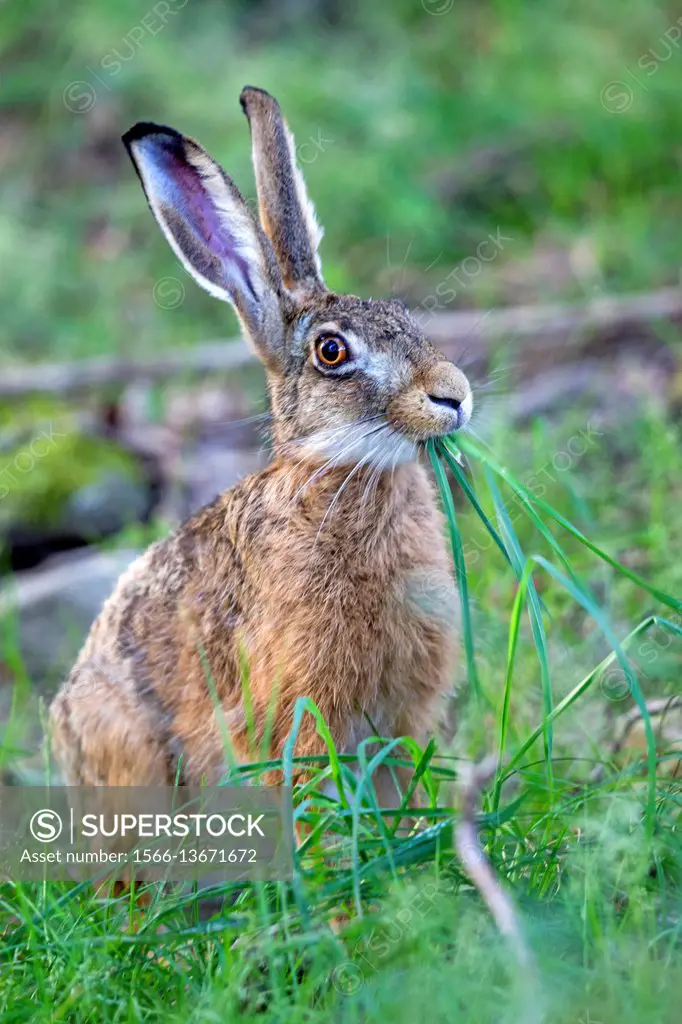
388, 360, 472, 441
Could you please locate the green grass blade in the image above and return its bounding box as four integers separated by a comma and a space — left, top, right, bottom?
428, 441, 481, 699
495, 567, 527, 811
443, 436, 577, 583
484, 468, 554, 784
387, 737, 439, 837
455, 434, 682, 613
511, 562, 657, 834
351, 737, 405, 914
282, 697, 350, 811
502, 615, 666, 779
437, 441, 512, 568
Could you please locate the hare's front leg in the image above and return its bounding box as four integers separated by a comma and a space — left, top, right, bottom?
50, 673, 176, 787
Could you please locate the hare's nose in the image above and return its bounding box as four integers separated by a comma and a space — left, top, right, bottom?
427, 393, 465, 428
412, 360, 472, 429
427, 394, 461, 413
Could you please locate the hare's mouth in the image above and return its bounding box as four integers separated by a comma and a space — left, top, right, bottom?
380, 360, 472, 443
296, 390, 472, 470
426, 392, 471, 429
387, 386, 473, 444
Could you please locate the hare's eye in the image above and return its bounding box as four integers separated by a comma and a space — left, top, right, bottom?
314, 333, 349, 368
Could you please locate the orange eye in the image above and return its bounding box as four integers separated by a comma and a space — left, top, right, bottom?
315, 333, 348, 367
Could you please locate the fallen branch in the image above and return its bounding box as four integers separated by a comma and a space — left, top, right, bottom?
0, 342, 254, 399
589, 696, 682, 783
456, 757, 531, 960
456, 756, 542, 1022
2, 288, 681, 399
426, 286, 682, 353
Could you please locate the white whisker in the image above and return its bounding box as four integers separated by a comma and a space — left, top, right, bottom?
289, 421, 388, 505
287, 414, 384, 469
372, 447, 395, 500
313, 443, 381, 549
359, 438, 393, 515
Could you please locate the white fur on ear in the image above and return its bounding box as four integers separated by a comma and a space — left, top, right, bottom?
280, 121, 324, 277
154, 144, 265, 306
123, 123, 278, 320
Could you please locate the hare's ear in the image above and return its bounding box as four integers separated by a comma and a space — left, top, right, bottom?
123, 122, 286, 366
240, 87, 325, 295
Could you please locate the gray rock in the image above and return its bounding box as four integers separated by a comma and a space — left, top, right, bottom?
163, 444, 266, 521
185, 447, 266, 514
0, 547, 140, 694
65, 471, 151, 538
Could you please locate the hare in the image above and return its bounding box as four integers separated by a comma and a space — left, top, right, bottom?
49, 87, 473, 807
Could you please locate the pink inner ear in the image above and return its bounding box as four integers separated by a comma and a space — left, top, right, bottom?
137, 130, 256, 299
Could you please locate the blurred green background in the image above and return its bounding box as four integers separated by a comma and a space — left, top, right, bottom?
4, 0, 682, 364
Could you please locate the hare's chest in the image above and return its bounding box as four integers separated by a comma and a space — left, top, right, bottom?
241, 466, 458, 723
249, 534, 457, 697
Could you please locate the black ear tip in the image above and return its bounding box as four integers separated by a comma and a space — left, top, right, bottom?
122, 122, 185, 156
123, 121, 160, 146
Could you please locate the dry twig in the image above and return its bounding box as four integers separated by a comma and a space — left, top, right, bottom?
456, 756, 542, 1023
2, 288, 681, 399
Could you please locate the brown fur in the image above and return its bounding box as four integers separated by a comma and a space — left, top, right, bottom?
240, 86, 325, 294
50, 88, 472, 804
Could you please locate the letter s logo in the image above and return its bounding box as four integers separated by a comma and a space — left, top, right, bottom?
29, 809, 63, 843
